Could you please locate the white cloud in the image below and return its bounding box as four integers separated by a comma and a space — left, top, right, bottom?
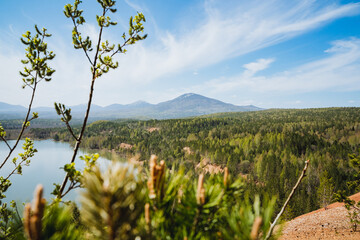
110, 0, 360, 85
201, 38, 360, 93
243, 58, 275, 77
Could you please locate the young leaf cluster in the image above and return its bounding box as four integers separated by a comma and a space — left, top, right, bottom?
20, 25, 55, 88
54, 103, 77, 141
52, 153, 99, 199
64, 0, 92, 53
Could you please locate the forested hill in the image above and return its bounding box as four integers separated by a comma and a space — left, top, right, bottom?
30, 107, 360, 219
0, 93, 261, 120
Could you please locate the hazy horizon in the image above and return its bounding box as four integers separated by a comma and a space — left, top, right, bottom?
1, 92, 359, 109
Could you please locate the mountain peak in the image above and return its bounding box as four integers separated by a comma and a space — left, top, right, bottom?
177, 93, 199, 99
0, 94, 261, 120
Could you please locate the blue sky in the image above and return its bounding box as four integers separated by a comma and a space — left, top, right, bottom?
1, 0, 360, 109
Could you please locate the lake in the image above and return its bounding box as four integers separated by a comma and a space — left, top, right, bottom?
0, 139, 116, 203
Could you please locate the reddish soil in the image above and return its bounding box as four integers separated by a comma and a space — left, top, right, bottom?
195, 158, 224, 174
119, 143, 133, 149
147, 127, 160, 133
279, 192, 360, 239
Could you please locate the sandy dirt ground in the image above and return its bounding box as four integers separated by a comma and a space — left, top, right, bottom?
279, 192, 360, 240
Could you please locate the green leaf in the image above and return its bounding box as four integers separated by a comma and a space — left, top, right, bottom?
34, 25, 42, 35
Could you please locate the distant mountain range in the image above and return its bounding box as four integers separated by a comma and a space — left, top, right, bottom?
0, 93, 262, 120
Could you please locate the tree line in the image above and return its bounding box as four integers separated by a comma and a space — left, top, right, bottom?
27, 107, 360, 219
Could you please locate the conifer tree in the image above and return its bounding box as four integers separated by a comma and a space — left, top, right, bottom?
317, 170, 335, 209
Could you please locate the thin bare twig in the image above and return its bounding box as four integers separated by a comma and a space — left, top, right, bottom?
0, 136, 11, 150
0, 80, 37, 169
59, 110, 78, 141
23, 82, 34, 89
4, 157, 31, 182
265, 160, 310, 240
109, 28, 143, 58
60, 181, 81, 198
70, 17, 94, 66
57, 8, 106, 198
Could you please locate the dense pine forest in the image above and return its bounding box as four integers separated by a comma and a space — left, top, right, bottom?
24, 107, 360, 219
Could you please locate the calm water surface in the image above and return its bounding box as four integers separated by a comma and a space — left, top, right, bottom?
0, 140, 114, 203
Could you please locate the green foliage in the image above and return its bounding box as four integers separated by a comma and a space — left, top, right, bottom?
50, 108, 360, 218
0, 178, 11, 202
20, 25, 55, 87
18, 138, 38, 169
0, 125, 6, 138
335, 152, 360, 231
138, 158, 276, 239
54, 160, 276, 239
51, 153, 99, 198
222, 196, 276, 240
317, 170, 335, 209
80, 162, 145, 240
19, 160, 279, 239
54, 103, 72, 123
62, 0, 146, 78
64, 0, 91, 51
347, 207, 360, 232
347, 153, 360, 192
41, 203, 84, 240
0, 201, 25, 240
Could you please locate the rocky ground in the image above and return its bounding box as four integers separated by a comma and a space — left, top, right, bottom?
279, 193, 360, 239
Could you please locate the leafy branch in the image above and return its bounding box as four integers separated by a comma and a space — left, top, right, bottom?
55, 0, 147, 199
52, 154, 99, 199
0, 25, 55, 204
0, 26, 55, 169
54, 103, 78, 141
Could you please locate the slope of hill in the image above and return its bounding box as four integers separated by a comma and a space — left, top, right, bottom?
280, 192, 360, 240
0, 93, 261, 120
0, 102, 27, 112
151, 93, 260, 118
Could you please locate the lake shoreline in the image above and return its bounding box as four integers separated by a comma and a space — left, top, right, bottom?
0, 139, 114, 203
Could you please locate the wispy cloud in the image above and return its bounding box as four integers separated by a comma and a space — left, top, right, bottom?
111, 0, 360, 84
124, 0, 144, 12
243, 58, 275, 77
201, 38, 360, 93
